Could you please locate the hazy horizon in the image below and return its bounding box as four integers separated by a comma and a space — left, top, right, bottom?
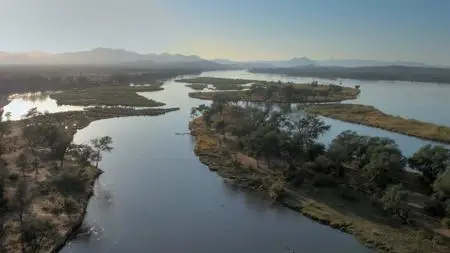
1, 0, 450, 65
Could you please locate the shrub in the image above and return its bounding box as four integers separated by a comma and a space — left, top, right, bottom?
442, 218, 450, 228
423, 199, 446, 218
314, 155, 333, 174
338, 184, 360, 202
312, 173, 337, 188
268, 180, 285, 201
8, 172, 19, 182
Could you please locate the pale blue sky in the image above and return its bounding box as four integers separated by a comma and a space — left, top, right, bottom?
1, 0, 449, 64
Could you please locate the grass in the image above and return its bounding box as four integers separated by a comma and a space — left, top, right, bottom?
306, 104, 450, 143
189, 115, 450, 253
49, 85, 165, 107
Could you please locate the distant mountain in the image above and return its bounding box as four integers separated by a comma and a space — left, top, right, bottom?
279, 57, 316, 67
0, 48, 216, 67
213, 57, 430, 68
0, 48, 432, 68
212, 57, 315, 68
318, 59, 428, 68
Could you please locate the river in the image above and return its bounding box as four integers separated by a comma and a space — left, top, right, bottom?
4, 70, 450, 252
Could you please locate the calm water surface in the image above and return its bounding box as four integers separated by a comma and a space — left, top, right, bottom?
6, 71, 450, 252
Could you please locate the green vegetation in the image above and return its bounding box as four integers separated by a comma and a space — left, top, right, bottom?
188, 80, 359, 103
189, 100, 450, 253
177, 77, 253, 90
50, 85, 165, 107
306, 103, 450, 143
185, 83, 208, 90
177, 77, 253, 85
0, 106, 178, 252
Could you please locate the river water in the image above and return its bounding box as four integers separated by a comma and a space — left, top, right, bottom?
4, 70, 450, 252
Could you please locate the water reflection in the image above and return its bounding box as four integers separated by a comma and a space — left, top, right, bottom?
2, 92, 84, 121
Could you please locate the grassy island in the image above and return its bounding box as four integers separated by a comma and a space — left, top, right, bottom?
177, 77, 252, 90
306, 104, 450, 144
50, 85, 165, 107
188, 80, 359, 103
189, 101, 450, 253
0, 106, 178, 252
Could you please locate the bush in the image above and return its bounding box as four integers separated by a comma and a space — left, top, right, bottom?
424, 199, 446, 218
442, 218, 450, 228
8, 172, 19, 182
338, 184, 360, 202
268, 180, 285, 201
314, 155, 333, 174
312, 173, 337, 188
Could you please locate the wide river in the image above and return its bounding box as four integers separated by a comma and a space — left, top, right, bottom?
4, 70, 450, 253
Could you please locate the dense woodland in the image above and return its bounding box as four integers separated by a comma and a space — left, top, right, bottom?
250, 66, 450, 84
192, 98, 450, 244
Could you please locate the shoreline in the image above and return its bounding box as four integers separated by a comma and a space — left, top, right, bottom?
1, 107, 179, 252
50, 169, 103, 253
189, 117, 449, 253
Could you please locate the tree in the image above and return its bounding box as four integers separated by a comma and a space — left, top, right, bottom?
16, 152, 30, 178
409, 145, 450, 186
433, 169, 450, 200
283, 113, 330, 162
21, 217, 55, 253
90, 136, 113, 169
380, 184, 409, 223
69, 144, 96, 168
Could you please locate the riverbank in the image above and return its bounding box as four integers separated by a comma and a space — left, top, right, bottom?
306, 104, 450, 144
1, 106, 179, 252
189, 117, 450, 253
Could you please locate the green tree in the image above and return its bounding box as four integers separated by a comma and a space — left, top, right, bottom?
433, 169, 450, 200
380, 184, 409, 223
69, 144, 96, 168
409, 145, 450, 186
90, 136, 113, 169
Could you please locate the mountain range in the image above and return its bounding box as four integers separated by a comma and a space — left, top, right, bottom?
0, 48, 432, 68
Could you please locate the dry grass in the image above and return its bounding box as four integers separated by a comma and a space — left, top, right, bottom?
307, 104, 450, 143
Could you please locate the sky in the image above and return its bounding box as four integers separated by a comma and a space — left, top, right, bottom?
1, 0, 450, 65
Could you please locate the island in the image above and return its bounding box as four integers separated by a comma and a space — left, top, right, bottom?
189, 101, 450, 253
306, 104, 450, 144
185, 78, 360, 103
49, 85, 165, 107
177, 77, 252, 90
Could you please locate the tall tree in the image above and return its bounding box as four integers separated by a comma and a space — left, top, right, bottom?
90, 136, 113, 169
409, 145, 450, 186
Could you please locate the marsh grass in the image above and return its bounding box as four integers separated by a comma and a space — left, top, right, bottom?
307, 104, 450, 143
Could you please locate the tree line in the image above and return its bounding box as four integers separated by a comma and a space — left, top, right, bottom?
192, 98, 450, 226
250, 65, 450, 84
